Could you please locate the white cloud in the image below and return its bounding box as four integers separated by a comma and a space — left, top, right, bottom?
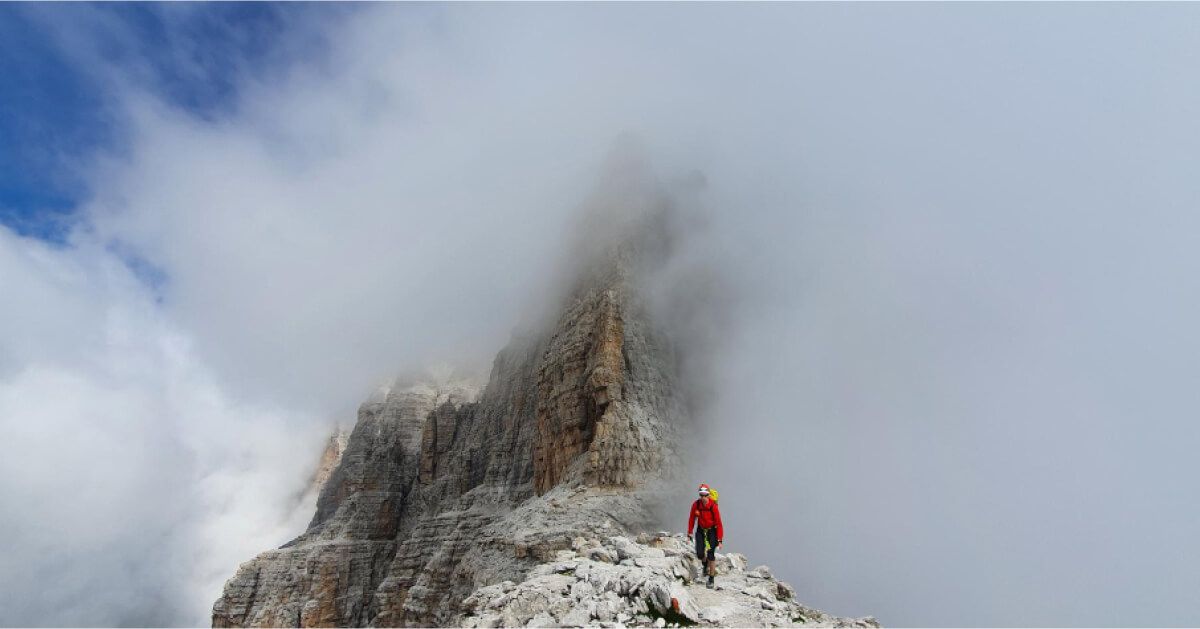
0, 230, 328, 624
4, 3, 1200, 626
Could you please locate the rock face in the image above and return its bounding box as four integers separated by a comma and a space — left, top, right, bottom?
459, 524, 878, 629
308, 428, 349, 497
212, 189, 694, 626
213, 375, 484, 628
212, 163, 871, 627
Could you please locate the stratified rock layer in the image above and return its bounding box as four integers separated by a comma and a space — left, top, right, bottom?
213, 222, 690, 626
213, 169, 871, 627
308, 428, 349, 497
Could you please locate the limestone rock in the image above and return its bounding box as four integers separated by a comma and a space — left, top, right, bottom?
460, 532, 878, 628
212, 166, 875, 628
308, 428, 349, 496
213, 186, 692, 627
213, 376, 481, 628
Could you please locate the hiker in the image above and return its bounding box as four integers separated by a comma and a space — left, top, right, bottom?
686, 483, 723, 588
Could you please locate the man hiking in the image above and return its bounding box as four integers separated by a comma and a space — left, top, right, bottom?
687, 483, 724, 588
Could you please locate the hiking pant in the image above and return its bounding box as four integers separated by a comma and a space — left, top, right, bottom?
694, 526, 718, 565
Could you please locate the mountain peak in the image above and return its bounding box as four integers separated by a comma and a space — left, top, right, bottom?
211, 168, 868, 627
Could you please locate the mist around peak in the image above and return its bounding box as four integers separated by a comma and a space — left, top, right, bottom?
2, 3, 1199, 626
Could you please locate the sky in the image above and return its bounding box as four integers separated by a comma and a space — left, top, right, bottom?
2, 3, 1199, 627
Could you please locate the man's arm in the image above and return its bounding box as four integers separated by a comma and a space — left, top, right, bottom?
686, 501, 696, 539
714, 503, 724, 544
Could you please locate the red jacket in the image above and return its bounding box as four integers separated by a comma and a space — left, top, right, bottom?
688, 498, 723, 541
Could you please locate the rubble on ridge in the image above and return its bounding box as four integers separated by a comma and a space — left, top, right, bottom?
460, 531, 879, 628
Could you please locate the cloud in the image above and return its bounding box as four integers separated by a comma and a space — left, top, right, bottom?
0, 229, 330, 625
3, 3, 1200, 626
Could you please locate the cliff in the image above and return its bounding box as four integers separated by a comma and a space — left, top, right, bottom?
308, 428, 349, 497
211, 164, 876, 628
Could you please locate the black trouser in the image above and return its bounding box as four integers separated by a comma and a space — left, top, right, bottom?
694, 526, 718, 565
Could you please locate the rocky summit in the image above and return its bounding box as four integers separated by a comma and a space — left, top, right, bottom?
211, 168, 876, 628
460, 526, 875, 629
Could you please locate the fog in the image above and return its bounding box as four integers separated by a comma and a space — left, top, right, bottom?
2, 3, 1198, 626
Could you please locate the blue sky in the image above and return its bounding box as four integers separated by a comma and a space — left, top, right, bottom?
0, 3, 351, 241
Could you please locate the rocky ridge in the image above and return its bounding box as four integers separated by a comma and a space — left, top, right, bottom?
459, 489, 878, 629
212, 163, 874, 627
213, 205, 689, 627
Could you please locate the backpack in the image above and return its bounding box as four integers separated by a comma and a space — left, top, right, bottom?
708, 488, 719, 503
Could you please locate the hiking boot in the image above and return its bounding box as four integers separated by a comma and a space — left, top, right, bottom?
706, 575, 715, 589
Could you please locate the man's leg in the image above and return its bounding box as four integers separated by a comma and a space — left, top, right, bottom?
704, 528, 718, 586
693, 528, 706, 581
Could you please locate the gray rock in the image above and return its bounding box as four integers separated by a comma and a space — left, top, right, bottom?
460, 533, 878, 628
561, 606, 591, 627
587, 547, 618, 564
608, 536, 643, 561
211, 171, 877, 629
748, 565, 775, 580
553, 561, 579, 574
213, 243, 688, 626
